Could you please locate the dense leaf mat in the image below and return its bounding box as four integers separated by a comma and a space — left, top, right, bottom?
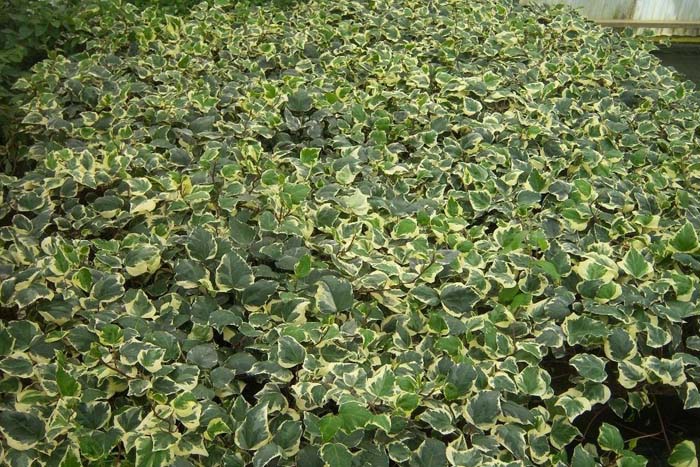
1, 0, 700, 465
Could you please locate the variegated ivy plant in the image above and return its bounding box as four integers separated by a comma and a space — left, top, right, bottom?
0, 0, 699, 466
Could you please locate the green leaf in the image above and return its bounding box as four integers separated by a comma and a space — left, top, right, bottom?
72, 267, 93, 292
0, 411, 46, 451
124, 245, 160, 277
670, 222, 699, 253
563, 314, 610, 346
56, 365, 80, 397
206, 418, 232, 440
187, 227, 217, 261
138, 347, 166, 373
571, 445, 596, 467
440, 283, 479, 315
392, 218, 418, 239
368, 367, 395, 399
216, 251, 254, 292
495, 424, 527, 459
668, 440, 698, 467
242, 280, 278, 307
570, 353, 608, 383
468, 190, 492, 211
618, 248, 652, 279
235, 403, 270, 450
294, 254, 312, 278
463, 97, 483, 115
277, 335, 306, 368
338, 401, 372, 432
287, 90, 313, 112
598, 423, 624, 454
0, 355, 34, 377
617, 451, 650, 467
174, 259, 208, 289
91, 275, 124, 303
516, 365, 550, 396
466, 390, 501, 429
320, 443, 353, 467
396, 393, 420, 413
186, 343, 218, 369
412, 438, 448, 467
273, 420, 303, 453
282, 183, 311, 206
300, 147, 320, 165
124, 289, 157, 319
135, 437, 173, 467
80, 429, 120, 461
76, 401, 111, 430
319, 415, 342, 442
550, 417, 581, 450
418, 407, 454, 434
339, 189, 370, 215
605, 327, 637, 362
315, 276, 353, 313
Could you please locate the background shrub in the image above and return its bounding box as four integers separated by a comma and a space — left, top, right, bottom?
0, 0, 206, 157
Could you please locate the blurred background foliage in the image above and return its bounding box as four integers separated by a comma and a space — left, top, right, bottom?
0, 0, 206, 147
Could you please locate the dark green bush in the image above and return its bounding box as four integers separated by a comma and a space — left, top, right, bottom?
1, 0, 700, 466
0, 0, 206, 153
1, 0, 78, 146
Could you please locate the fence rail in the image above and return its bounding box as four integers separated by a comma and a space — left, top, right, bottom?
597, 20, 700, 29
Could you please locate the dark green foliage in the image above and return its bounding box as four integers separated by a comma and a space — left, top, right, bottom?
1, 0, 700, 466
0, 0, 206, 153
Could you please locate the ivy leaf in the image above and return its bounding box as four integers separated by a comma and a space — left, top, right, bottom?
495, 424, 527, 459
273, 420, 303, 453
0, 411, 46, 451
669, 222, 699, 253
187, 227, 217, 261
287, 90, 313, 113
618, 248, 652, 279
56, 365, 80, 397
91, 275, 124, 303
412, 438, 448, 467
597, 423, 624, 454
440, 284, 479, 315
124, 245, 160, 277
319, 415, 342, 442
468, 190, 491, 211
418, 407, 454, 434
368, 367, 395, 399
135, 436, 173, 467
277, 335, 306, 368
604, 328, 637, 362
216, 251, 254, 292
186, 344, 218, 369
294, 254, 312, 278
466, 390, 501, 430
242, 280, 278, 307
570, 354, 608, 383
235, 404, 270, 450
392, 218, 418, 239
668, 440, 698, 467
571, 444, 596, 467
75, 401, 111, 430
320, 443, 352, 467
315, 276, 353, 313
338, 401, 372, 432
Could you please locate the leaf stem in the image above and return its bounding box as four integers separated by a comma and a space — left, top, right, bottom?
653, 395, 671, 452
100, 357, 133, 380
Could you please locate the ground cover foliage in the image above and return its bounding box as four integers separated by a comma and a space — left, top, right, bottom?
1, 0, 700, 465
